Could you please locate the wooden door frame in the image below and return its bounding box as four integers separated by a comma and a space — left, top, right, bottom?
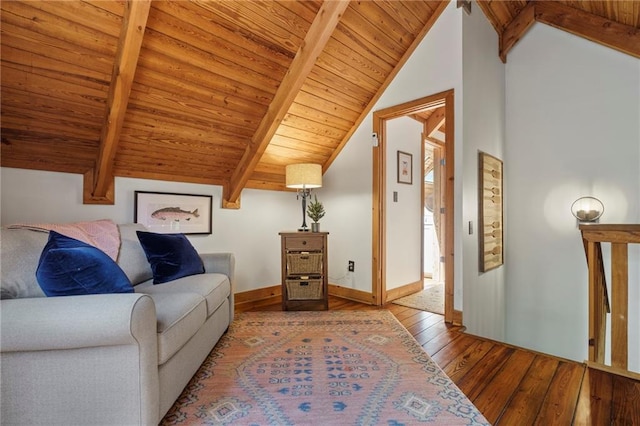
372, 89, 459, 324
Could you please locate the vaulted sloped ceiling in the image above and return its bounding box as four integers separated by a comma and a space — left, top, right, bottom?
1, 1, 638, 207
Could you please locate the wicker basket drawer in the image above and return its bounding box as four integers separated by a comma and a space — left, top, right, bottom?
286, 253, 323, 275
286, 279, 323, 300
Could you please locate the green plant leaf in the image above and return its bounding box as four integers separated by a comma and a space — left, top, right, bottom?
307, 194, 325, 222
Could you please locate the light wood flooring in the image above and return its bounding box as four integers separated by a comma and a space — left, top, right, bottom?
241, 296, 640, 425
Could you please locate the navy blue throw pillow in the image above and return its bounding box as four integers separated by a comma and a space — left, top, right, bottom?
136, 231, 204, 284
36, 231, 134, 297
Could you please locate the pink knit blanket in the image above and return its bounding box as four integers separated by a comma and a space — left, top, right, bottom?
8, 219, 121, 260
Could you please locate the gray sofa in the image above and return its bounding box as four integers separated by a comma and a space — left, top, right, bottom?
0, 223, 235, 425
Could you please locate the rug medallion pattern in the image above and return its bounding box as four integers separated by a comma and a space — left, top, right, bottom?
162, 310, 489, 425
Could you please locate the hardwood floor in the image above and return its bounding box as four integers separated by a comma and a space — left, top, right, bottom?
241, 296, 640, 425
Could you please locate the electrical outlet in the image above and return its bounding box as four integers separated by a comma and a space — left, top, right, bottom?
348, 260, 355, 272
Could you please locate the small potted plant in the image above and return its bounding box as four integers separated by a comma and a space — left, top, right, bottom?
306, 195, 325, 232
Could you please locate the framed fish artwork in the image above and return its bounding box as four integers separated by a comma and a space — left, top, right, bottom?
134, 191, 213, 235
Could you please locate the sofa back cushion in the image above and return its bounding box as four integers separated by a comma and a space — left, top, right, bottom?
0, 228, 48, 299
117, 223, 154, 285
0, 223, 154, 299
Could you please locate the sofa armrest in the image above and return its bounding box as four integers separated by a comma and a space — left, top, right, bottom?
200, 253, 234, 280
1, 293, 156, 352
1, 293, 160, 425
200, 252, 235, 321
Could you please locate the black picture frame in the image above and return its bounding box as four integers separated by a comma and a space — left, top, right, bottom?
134, 191, 213, 235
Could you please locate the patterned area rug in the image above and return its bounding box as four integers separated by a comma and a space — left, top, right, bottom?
393, 283, 444, 314
161, 310, 488, 425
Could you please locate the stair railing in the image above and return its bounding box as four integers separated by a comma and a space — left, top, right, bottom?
579, 224, 640, 373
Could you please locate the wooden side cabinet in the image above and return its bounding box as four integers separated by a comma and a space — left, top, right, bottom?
279, 231, 329, 311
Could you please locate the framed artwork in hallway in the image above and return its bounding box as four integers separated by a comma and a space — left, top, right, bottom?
478, 152, 503, 271
397, 151, 413, 184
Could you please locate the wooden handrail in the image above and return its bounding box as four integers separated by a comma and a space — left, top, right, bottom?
579, 224, 640, 372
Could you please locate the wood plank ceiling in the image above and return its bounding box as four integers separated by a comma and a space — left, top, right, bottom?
1, 1, 638, 206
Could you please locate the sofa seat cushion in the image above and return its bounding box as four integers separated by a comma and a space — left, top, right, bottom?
135, 273, 230, 317
144, 292, 206, 365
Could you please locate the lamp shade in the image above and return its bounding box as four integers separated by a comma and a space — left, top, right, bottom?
285, 163, 322, 189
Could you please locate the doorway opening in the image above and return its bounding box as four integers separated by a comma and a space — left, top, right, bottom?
372, 89, 461, 324
423, 140, 445, 314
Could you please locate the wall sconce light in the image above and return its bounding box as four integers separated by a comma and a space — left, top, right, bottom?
571, 196, 604, 224
285, 163, 322, 232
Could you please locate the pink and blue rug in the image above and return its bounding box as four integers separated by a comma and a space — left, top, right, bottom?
161, 310, 489, 425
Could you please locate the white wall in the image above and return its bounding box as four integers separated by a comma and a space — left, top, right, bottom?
0, 168, 300, 294
504, 24, 640, 369
385, 116, 423, 291
322, 0, 464, 299
321, 133, 374, 289
459, 1, 507, 339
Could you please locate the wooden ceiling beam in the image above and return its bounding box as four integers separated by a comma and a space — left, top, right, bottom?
223, 0, 350, 208
425, 107, 446, 139
534, 1, 640, 59
498, 1, 640, 63
499, 1, 536, 63
84, 0, 151, 204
